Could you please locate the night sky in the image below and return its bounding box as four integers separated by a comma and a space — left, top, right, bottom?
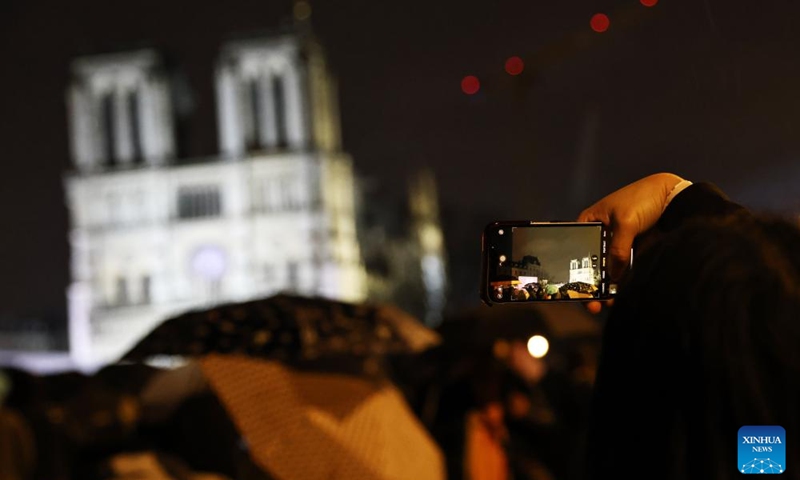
2, 0, 800, 324
511, 226, 601, 283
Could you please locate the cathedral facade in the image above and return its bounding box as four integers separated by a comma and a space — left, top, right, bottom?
568, 256, 596, 285
65, 33, 368, 366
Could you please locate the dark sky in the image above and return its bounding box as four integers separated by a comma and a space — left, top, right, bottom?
511, 226, 600, 283
2, 0, 800, 321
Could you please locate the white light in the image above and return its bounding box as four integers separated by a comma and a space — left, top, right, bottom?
527, 335, 549, 358
498, 229, 504, 235
499, 255, 507, 262
191, 245, 227, 280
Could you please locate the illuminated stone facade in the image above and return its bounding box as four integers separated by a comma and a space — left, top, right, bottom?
65, 33, 367, 367
568, 256, 596, 284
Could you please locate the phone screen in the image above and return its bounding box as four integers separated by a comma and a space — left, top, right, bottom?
481, 222, 610, 304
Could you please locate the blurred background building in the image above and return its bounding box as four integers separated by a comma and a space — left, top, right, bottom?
358, 169, 448, 327
63, 26, 446, 367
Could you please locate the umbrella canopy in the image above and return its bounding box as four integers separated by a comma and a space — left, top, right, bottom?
123, 295, 439, 373
199, 354, 445, 480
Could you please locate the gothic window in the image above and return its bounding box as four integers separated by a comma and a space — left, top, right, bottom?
127, 90, 143, 164
246, 78, 261, 151
582, 258, 590, 269
570, 259, 579, 270
101, 92, 116, 166
272, 75, 287, 148
261, 177, 294, 213
274, 176, 300, 211
178, 186, 222, 219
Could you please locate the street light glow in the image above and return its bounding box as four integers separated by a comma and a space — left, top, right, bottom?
527, 335, 549, 358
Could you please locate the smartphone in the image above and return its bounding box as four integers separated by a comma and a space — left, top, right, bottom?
481, 221, 615, 305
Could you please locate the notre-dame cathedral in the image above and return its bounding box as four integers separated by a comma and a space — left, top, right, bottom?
64, 28, 446, 367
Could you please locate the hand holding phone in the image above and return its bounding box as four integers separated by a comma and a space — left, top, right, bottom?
481, 222, 614, 305
577, 173, 685, 280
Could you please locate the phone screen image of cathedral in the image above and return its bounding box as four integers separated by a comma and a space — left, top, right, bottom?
489, 225, 602, 301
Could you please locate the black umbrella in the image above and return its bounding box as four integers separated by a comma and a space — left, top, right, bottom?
122, 294, 439, 376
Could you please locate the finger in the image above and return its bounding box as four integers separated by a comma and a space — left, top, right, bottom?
577, 209, 594, 222
585, 299, 615, 315
577, 207, 607, 223
586, 301, 602, 315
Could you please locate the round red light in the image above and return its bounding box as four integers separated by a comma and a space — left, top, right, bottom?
461, 75, 480, 95
505, 56, 524, 76
590, 13, 610, 33
640, 0, 658, 6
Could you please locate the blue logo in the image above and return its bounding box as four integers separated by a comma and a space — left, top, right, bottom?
738, 426, 786, 474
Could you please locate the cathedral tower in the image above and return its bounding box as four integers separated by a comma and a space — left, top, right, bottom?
65, 31, 366, 367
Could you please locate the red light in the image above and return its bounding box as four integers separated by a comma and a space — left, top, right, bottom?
461, 75, 480, 95
505, 56, 524, 76
640, 0, 658, 6
590, 13, 610, 33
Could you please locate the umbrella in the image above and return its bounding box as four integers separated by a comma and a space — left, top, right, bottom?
123, 294, 440, 376
119, 296, 444, 479
198, 354, 445, 480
